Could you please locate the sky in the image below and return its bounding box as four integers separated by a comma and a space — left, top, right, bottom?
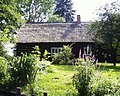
73, 0, 116, 22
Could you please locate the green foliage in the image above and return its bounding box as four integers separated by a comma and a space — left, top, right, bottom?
90, 72, 112, 96
48, 15, 65, 22
43, 49, 49, 60
0, 56, 10, 85
7, 46, 41, 91
7, 46, 51, 95
20, 0, 54, 22
0, 0, 22, 27
39, 60, 51, 74
54, 0, 75, 22
32, 45, 41, 58
73, 59, 120, 96
89, 1, 120, 66
0, 57, 6, 80
0, 41, 6, 57
40, 49, 51, 74
89, 70, 120, 96
52, 45, 74, 65
9, 53, 39, 87
0, 0, 23, 57
73, 60, 95, 96
0, 0, 23, 35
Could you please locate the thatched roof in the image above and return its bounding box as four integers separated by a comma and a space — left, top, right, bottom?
17, 22, 93, 43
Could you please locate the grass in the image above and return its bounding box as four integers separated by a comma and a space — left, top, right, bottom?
99, 63, 120, 79
38, 65, 77, 96
31, 63, 120, 96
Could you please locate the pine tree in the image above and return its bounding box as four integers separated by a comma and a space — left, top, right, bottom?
54, 0, 75, 22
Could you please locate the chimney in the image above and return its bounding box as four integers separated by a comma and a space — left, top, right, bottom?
77, 15, 81, 24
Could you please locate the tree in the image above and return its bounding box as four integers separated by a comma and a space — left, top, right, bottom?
89, 1, 120, 66
54, 0, 75, 22
0, 0, 22, 31
20, 0, 54, 22
0, 0, 23, 56
47, 15, 65, 22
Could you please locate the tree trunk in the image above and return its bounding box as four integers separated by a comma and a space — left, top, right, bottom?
112, 50, 117, 66
113, 61, 116, 66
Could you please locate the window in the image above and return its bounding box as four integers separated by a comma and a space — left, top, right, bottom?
83, 45, 91, 55
51, 47, 62, 55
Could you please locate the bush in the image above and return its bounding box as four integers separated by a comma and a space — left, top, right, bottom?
0, 56, 10, 85
73, 59, 95, 96
52, 45, 74, 65
90, 72, 111, 96
73, 58, 120, 96
0, 57, 7, 80
89, 71, 120, 96
8, 53, 39, 87
7, 46, 51, 95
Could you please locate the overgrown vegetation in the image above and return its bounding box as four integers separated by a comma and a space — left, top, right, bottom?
0, 51, 120, 96
73, 59, 95, 96
0, 0, 120, 95
8, 53, 39, 87
24, 63, 120, 96
73, 58, 120, 96
52, 45, 74, 65
0, 46, 51, 95
0, 56, 10, 86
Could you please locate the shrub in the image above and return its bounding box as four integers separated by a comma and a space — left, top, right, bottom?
52, 45, 74, 65
8, 53, 39, 87
39, 60, 51, 74
73, 59, 95, 96
73, 58, 120, 96
0, 56, 10, 85
42, 49, 50, 60
7, 46, 51, 95
89, 72, 111, 96
89, 71, 120, 96
0, 56, 7, 80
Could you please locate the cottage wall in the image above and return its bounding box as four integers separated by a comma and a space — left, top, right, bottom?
16, 42, 93, 58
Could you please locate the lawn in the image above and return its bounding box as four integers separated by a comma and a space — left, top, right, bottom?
99, 63, 120, 79
34, 63, 120, 96
38, 65, 77, 96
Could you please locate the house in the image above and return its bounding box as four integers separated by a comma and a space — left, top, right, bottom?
16, 15, 94, 59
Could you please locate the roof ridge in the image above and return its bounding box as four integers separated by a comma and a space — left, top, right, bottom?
25, 22, 89, 24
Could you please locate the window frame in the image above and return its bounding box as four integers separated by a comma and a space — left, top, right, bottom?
51, 47, 63, 55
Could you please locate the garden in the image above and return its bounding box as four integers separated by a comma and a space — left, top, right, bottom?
0, 0, 120, 96
37, 64, 120, 96
0, 45, 120, 96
